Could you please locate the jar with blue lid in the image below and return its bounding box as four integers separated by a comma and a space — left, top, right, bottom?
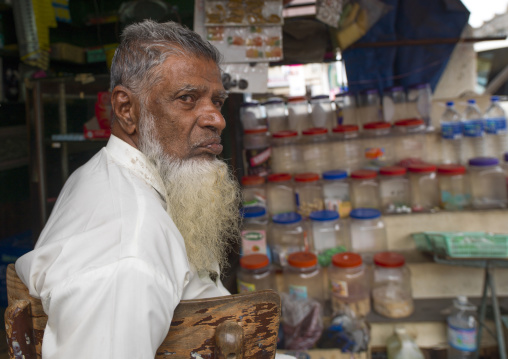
322, 170, 351, 218
240, 206, 269, 258
468, 157, 507, 209
349, 208, 387, 263
308, 210, 349, 267
268, 212, 308, 268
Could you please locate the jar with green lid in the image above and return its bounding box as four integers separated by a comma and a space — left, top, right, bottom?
237, 254, 276, 293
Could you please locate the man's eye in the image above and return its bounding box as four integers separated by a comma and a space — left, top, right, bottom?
179, 95, 193, 102
214, 100, 224, 109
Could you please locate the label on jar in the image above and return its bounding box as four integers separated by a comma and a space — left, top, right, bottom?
462, 119, 483, 137
325, 198, 352, 218
243, 147, 271, 177
484, 117, 507, 134
365, 147, 385, 160
237, 279, 256, 293
289, 284, 308, 299
241, 230, 267, 256
441, 191, 470, 210
330, 279, 348, 297
448, 324, 477, 352
441, 122, 462, 139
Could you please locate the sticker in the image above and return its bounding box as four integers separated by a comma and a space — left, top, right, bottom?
325, 198, 351, 218
448, 324, 477, 352
441, 122, 462, 139
241, 230, 267, 255
237, 279, 256, 293
289, 284, 308, 300
243, 147, 271, 177
365, 147, 385, 160
484, 117, 507, 134
331, 280, 349, 297
462, 119, 483, 137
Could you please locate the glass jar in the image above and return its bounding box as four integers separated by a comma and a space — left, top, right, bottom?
240, 101, 267, 130
335, 92, 357, 126
266, 173, 296, 216
263, 98, 288, 134
240, 206, 269, 257
362, 121, 394, 169
330, 125, 362, 174
357, 88, 382, 128
372, 252, 413, 318
407, 164, 440, 212
322, 169, 351, 218
283, 252, 325, 307
287, 96, 312, 135
407, 83, 432, 127
301, 127, 332, 174
243, 127, 271, 177
329, 252, 370, 317
350, 169, 380, 210
269, 212, 307, 268
310, 95, 336, 131
271, 130, 303, 174
241, 175, 266, 208
237, 254, 276, 293
437, 164, 471, 211
294, 172, 324, 218
378, 166, 411, 214
349, 208, 387, 263
393, 118, 427, 165
468, 157, 508, 209
382, 86, 408, 124
308, 210, 348, 266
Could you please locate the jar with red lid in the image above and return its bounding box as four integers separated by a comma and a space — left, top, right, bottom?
271, 130, 303, 174
393, 118, 427, 165
357, 88, 382, 128
266, 173, 296, 216
329, 252, 370, 317
294, 172, 324, 218
350, 169, 381, 210
237, 254, 276, 293
362, 121, 394, 169
287, 96, 312, 135
378, 166, 411, 214
283, 251, 325, 306
301, 127, 332, 174
372, 252, 413, 318
437, 164, 471, 210
330, 125, 363, 174
408, 164, 440, 212
243, 127, 271, 177
241, 175, 266, 208
263, 98, 288, 134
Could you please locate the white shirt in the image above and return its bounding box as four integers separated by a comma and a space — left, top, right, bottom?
16, 135, 230, 358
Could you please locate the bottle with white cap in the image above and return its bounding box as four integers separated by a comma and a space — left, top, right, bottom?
447, 295, 478, 359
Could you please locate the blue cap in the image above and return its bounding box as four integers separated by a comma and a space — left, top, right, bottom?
272, 212, 302, 224
309, 210, 340, 221
323, 170, 348, 180
241, 206, 266, 218
446, 101, 454, 107
350, 208, 381, 220
241, 101, 260, 107
492, 96, 500, 102
467, 99, 476, 104
468, 157, 499, 167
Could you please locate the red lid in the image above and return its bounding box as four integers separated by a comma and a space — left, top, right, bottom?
244, 127, 268, 134
332, 252, 362, 268
241, 175, 265, 186
287, 96, 307, 103
273, 130, 298, 138
351, 169, 377, 179
302, 127, 328, 136
407, 163, 437, 173
437, 164, 466, 175
288, 251, 317, 268
332, 125, 359, 133
240, 254, 270, 270
363, 121, 391, 130
268, 173, 292, 182
394, 118, 425, 127
373, 252, 405, 267
379, 166, 407, 176
294, 172, 320, 182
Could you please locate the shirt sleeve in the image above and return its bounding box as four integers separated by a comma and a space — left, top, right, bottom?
40, 258, 178, 359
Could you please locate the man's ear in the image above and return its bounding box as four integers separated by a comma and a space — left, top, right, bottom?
111, 85, 139, 135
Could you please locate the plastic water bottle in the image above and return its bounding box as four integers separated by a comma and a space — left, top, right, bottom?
462, 99, 485, 161
484, 96, 508, 159
447, 295, 478, 359
440, 101, 463, 164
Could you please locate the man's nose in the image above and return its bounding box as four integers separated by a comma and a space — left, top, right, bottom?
198, 105, 226, 134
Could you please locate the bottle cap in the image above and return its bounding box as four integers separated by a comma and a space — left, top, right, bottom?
446, 101, 454, 107
407, 163, 437, 173
332, 252, 362, 268
437, 164, 466, 175
273, 130, 298, 138
302, 127, 328, 136
294, 172, 320, 182
394, 118, 425, 127
241, 175, 265, 186
332, 124, 359, 133
268, 173, 292, 182
379, 166, 407, 176
287, 96, 307, 103
244, 127, 268, 134
240, 254, 270, 270
240, 206, 266, 218
262, 98, 284, 105
467, 99, 476, 104
350, 208, 381, 220
272, 212, 301, 224
363, 121, 391, 130
468, 157, 499, 167
351, 169, 377, 179
241, 101, 260, 107
309, 210, 339, 221
491, 96, 499, 102
288, 252, 317, 268
374, 251, 405, 267
323, 170, 348, 180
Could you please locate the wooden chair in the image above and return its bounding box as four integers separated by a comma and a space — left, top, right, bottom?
4, 263, 281, 359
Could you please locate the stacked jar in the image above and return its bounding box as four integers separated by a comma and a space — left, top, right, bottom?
243, 127, 271, 177
362, 121, 394, 169
382, 86, 407, 123
241, 175, 266, 208
308, 210, 348, 267
301, 128, 332, 174
468, 157, 508, 209
310, 95, 336, 131
322, 169, 352, 218
287, 96, 311, 135
263, 98, 287, 133
240, 101, 267, 130
393, 118, 427, 165
240, 206, 269, 257
407, 164, 440, 212
294, 172, 324, 218
357, 88, 382, 127
350, 169, 380, 210
266, 173, 296, 216
330, 125, 362, 174
237, 254, 276, 293
283, 251, 325, 307
437, 164, 470, 210
349, 208, 387, 263
269, 212, 307, 268
378, 166, 411, 214
271, 130, 302, 174
335, 92, 357, 126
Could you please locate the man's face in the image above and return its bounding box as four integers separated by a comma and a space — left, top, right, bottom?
142, 55, 227, 161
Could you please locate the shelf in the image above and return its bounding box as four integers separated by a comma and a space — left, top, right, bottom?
0, 157, 28, 171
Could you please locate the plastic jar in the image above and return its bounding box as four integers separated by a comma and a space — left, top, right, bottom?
322, 169, 351, 218
407, 164, 440, 212
266, 173, 296, 216
357, 88, 382, 128
287, 96, 311, 135
349, 208, 387, 263
378, 166, 411, 214
407, 83, 432, 127
301, 127, 332, 174
437, 164, 471, 210
243, 127, 271, 177
330, 125, 362, 174
329, 252, 370, 317
271, 130, 303, 174
382, 86, 408, 123
350, 170, 380, 210
308, 210, 348, 265
240, 206, 269, 257
240, 101, 267, 130
335, 92, 357, 126
237, 254, 276, 293
294, 172, 324, 218
310, 95, 336, 131
362, 121, 394, 169
283, 252, 325, 306
263, 98, 288, 134
269, 212, 307, 268
468, 157, 508, 209
372, 252, 414, 318
241, 175, 266, 208
393, 118, 427, 165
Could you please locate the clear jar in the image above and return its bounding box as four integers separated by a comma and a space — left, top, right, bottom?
329, 252, 370, 317
382, 86, 408, 124
372, 252, 413, 318
378, 166, 411, 214
287, 96, 312, 135
349, 208, 387, 263
322, 169, 351, 218
330, 125, 362, 174
350, 169, 380, 210
393, 118, 427, 165
266, 173, 295, 216
407, 164, 440, 212
294, 172, 324, 218
357, 88, 382, 128
241, 175, 266, 208
301, 127, 332, 174
407, 83, 432, 127
361, 121, 394, 169
263, 98, 288, 134
240, 101, 267, 130
271, 130, 303, 174
437, 164, 471, 211
468, 157, 508, 209
308, 210, 349, 264
310, 95, 336, 131
283, 252, 325, 307
243, 127, 271, 177
269, 212, 307, 268
240, 206, 269, 257
335, 92, 357, 126
237, 254, 276, 293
